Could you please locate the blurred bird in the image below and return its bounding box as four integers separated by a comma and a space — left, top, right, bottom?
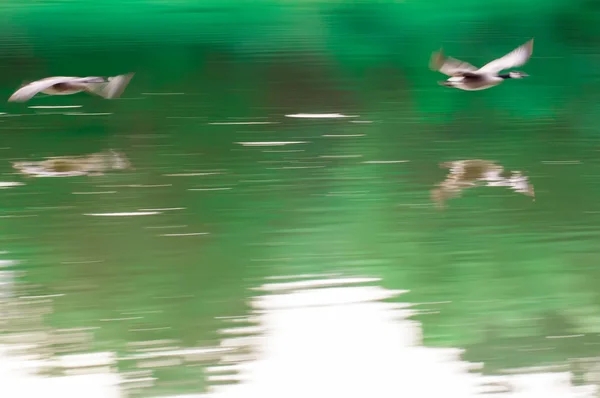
12, 150, 131, 178
8, 73, 135, 102
431, 159, 535, 209
430, 39, 533, 91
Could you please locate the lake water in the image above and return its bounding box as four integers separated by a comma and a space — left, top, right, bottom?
1, 2, 600, 397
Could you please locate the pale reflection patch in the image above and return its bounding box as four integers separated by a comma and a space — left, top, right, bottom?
362, 160, 409, 164
202, 276, 596, 398
0, 182, 24, 188
141, 92, 185, 96
139, 208, 185, 212
72, 191, 117, 195
163, 173, 221, 177
63, 112, 113, 116
285, 113, 357, 118
320, 154, 362, 158
188, 188, 232, 191
209, 122, 278, 125
0, 347, 121, 398
541, 160, 581, 165
159, 233, 209, 237
0, 272, 598, 397
84, 212, 160, 217
322, 134, 365, 137
28, 105, 82, 109
236, 141, 307, 147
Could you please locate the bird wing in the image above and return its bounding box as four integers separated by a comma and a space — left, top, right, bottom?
8, 77, 79, 102
430, 49, 478, 76
477, 39, 534, 74
84, 73, 135, 99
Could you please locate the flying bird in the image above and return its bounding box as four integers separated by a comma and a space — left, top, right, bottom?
430, 39, 533, 91
8, 73, 135, 102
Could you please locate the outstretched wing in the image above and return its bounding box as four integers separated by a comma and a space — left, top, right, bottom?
8, 77, 78, 102
477, 39, 534, 74
430, 49, 478, 76
84, 73, 135, 99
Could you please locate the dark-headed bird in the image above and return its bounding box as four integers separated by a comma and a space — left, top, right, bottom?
430, 39, 533, 91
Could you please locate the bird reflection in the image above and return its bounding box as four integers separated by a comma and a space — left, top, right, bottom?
431, 159, 535, 208
12, 150, 131, 178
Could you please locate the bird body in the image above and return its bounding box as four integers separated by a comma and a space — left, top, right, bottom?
430, 39, 533, 91
8, 73, 134, 102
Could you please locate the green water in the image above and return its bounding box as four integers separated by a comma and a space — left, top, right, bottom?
1, 1, 600, 396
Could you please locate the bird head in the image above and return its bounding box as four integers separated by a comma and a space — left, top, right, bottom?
508, 71, 529, 79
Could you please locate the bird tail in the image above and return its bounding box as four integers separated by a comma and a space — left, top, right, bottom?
104, 73, 135, 99
429, 48, 445, 71
85, 72, 135, 99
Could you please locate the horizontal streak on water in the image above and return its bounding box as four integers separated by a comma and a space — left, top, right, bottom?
188, 187, 232, 191
72, 191, 116, 195
163, 173, 221, 177
138, 208, 185, 211
159, 233, 209, 237
64, 112, 113, 116
322, 134, 365, 137
362, 160, 409, 164
285, 113, 357, 118
236, 141, 307, 146
209, 122, 278, 125
28, 105, 82, 109
141, 92, 185, 95
84, 212, 160, 217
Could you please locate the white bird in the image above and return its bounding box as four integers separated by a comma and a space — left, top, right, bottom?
430, 39, 533, 91
8, 73, 135, 102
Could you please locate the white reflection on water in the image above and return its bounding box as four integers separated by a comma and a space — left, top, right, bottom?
202, 276, 596, 398
0, 273, 597, 397
236, 141, 308, 147
209, 122, 278, 125
28, 105, 82, 109
0, 257, 122, 398
0, 182, 24, 188
0, 347, 120, 398
285, 113, 357, 118
84, 212, 160, 217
